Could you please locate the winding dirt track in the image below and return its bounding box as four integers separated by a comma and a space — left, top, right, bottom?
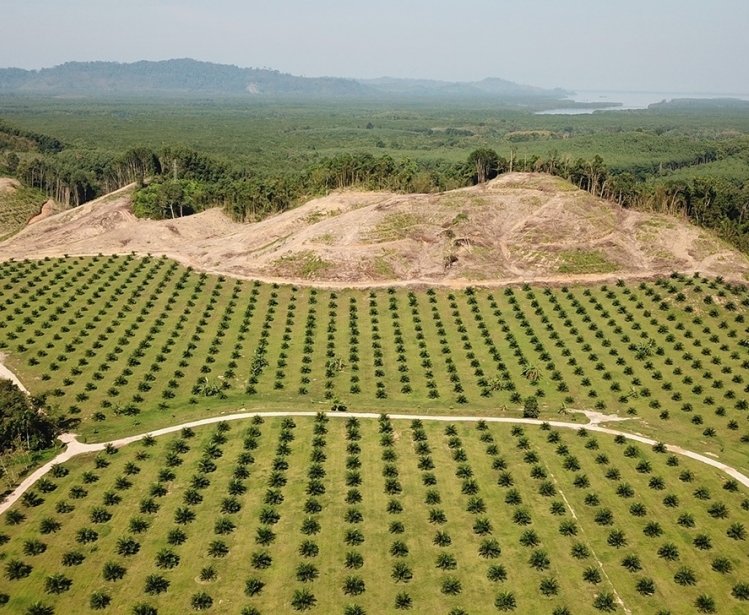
2, 409, 748, 516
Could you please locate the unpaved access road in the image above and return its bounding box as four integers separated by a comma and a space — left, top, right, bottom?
2, 409, 748, 516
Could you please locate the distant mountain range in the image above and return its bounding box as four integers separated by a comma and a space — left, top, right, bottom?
0, 59, 571, 101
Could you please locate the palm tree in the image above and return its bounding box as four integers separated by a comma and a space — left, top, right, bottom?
394, 592, 412, 610
487, 564, 507, 582
291, 588, 316, 611
24, 603, 55, 615
144, 575, 170, 595
296, 563, 318, 582
102, 561, 126, 581
191, 592, 213, 611
89, 592, 111, 610
694, 595, 716, 613
478, 538, 502, 559
154, 549, 180, 569
441, 576, 461, 595
592, 592, 616, 612
539, 577, 559, 596
244, 577, 264, 597
342, 576, 365, 595
494, 592, 516, 612
635, 577, 655, 596
4, 559, 32, 580
528, 549, 550, 570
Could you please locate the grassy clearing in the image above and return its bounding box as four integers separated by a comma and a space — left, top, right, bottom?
1, 414, 748, 614
0, 185, 47, 240
0, 256, 748, 472
271, 251, 332, 278
367, 213, 425, 242
557, 250, 619, 274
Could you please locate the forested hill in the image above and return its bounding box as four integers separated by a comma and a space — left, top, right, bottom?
0, 59, 569, 101
0, 59, 369, 98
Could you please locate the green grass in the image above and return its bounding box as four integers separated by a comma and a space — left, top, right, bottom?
273, 251, 332, 279
367, 212, 424, 242
1, 414, 748, 614
557, 250, 619, 274
0, 185, 47, 241
0, 255, 748, 473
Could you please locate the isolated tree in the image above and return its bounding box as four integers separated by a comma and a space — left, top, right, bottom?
468, 148, 500, 184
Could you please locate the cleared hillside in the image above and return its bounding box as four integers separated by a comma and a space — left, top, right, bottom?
0, 173, 746, 286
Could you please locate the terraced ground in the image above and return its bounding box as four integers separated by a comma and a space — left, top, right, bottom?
1, 414, 749, 614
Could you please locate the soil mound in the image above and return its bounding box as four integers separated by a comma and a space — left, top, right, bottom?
1, 173, 746, 287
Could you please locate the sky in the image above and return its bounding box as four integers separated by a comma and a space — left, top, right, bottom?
2, 0, 748, 93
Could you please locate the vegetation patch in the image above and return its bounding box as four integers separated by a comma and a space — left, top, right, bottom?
312, 232, 336, 246
273, 251, 332, 278
0, 185, 47, 240
370, 255, 396, 278
557, 250, 619, 274
367, 212, 425, 242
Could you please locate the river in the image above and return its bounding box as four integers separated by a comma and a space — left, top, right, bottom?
537, 89, 749, 115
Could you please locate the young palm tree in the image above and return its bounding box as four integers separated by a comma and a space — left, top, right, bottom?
89, 592, 111, 610
291, 588, 316, 611
494, 592, 516, 611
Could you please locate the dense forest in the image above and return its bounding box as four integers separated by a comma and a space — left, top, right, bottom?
1, 105, 749, 251
0, 59, 569, 101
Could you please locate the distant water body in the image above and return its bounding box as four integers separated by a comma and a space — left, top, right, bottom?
537, 90, 749, 115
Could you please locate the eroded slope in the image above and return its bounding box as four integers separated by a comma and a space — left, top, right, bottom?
0, 173, 746, 286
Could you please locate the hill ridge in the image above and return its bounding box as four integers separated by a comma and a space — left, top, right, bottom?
0, 173, 746, 287
0, 58, 568, 100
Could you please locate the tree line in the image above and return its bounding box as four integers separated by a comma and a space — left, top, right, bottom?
2, 118, 748, 252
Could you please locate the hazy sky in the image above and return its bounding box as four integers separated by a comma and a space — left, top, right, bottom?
2, 0, 748, 93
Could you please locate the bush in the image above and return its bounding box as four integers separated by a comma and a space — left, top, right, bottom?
522, 396, 540, 418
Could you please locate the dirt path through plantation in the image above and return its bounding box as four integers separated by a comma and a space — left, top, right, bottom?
0, 352, 29, 394
3, 409, 748, 516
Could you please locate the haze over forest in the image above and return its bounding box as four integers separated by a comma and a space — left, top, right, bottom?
1, 0, 748, 94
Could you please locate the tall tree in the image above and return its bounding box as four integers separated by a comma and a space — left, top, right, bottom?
0, 379, 56, 452
468, 148, 501, 184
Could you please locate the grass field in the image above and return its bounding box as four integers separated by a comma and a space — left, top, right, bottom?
1, 414, 748, 614
0, 185, 46, 241
0, 255, 748, 475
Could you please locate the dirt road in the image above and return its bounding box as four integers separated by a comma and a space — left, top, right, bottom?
2, 409, 747, 516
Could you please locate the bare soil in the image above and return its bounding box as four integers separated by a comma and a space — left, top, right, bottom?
1, 173, 747, 287
26, 198, 57, 225
0, 178, 20, 192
